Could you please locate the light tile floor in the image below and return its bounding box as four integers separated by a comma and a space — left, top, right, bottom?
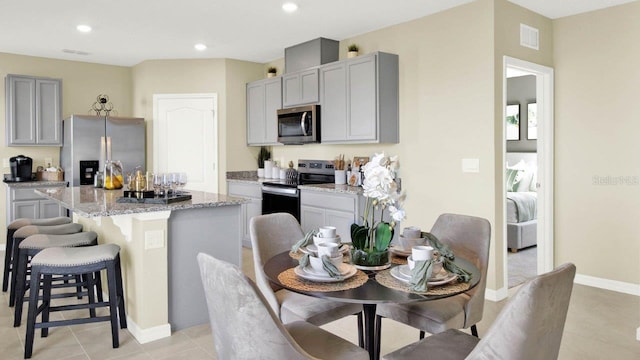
1, 248, 639, 359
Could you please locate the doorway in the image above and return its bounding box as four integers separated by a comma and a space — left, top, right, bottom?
153, 94, 218, 193
502, 57, 554, 291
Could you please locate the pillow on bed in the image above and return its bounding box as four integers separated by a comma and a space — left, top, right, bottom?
506, 168, 524, 192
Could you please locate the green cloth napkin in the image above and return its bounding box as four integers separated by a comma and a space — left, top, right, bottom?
409, 259, 436, 292
423, 232, 472, 283
321, 255, 344, 279
291, 229, 317, 253
299, 253, 310, 268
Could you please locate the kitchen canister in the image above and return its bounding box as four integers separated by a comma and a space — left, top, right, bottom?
335, 170, 347, 185
272, 165, 280, 179
264, 160, 273, 179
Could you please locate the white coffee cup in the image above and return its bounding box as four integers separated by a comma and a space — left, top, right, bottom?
318, 226, 337, 238
412, 245, 434, 261
317, 242, 340, 258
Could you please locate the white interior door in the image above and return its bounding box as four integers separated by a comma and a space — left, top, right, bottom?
153, 94, 218, 193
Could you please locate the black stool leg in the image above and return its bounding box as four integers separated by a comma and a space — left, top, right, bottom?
86, 273, 97, 318
357, 312, 364, 348
75, 274, 83, 299
24, 267, 42, 359
2, 229, 16, 292
95, 270, 104, 303
115, 257, 127, 329
13, 250, 29, 327
9, 236, 23, 307
106, 261, 120, 348
41, 275, 53, 338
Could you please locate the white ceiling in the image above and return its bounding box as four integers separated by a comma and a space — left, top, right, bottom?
0, 0, 634, 67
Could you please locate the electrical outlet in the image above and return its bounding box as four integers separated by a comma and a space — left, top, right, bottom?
2, 158, 9, 168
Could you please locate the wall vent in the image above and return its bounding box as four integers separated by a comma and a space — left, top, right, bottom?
520, 24, 539, 50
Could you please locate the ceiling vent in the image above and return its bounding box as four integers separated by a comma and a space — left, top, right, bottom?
520, 24, 539, 50
62, 49, 90, 56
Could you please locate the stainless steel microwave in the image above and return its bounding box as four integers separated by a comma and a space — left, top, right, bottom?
277, 105, 320, 144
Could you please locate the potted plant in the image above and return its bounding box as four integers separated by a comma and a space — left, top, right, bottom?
350, 153, 406, 268
267, 66, 277, 78
257, 146, 271, 178
347, 44, 359, 58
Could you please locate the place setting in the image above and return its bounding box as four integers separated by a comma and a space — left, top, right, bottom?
389, 226, 425, 264
377, 233, 474, 295
291, 226, 350, 259
282, 226, 367, 291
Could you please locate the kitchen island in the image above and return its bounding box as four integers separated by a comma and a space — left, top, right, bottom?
35, 186, 247, 343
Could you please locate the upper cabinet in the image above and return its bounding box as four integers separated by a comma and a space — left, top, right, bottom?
320, 52, 399, 144
5, 74, 62, 146
282, 68, 319, 108
246, 77, 282, 146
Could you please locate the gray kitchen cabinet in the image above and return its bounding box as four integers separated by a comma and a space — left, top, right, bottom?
227, 181, 262, 248
5, 74, 62, 146
319, 52, 399, 144
300, 189, 358, 240
282, 68, 319, 107
246, 77, 281, 145
6, 185, 66, 224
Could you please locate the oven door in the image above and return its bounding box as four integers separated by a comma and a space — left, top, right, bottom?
261, 185, 300, 221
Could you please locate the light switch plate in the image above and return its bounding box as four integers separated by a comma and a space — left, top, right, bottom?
462, 158, 480, 173
144, 230, 165, 249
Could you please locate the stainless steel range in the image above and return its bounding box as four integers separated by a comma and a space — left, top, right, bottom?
261, 159, 335, 221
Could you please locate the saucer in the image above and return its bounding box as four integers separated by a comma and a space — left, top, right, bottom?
398, 265, 450, 282
390, 266, 458, 285
300, 244, 350, 256
389, 245, 411, 257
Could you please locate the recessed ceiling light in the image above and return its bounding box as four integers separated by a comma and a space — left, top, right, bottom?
194, 43, 207, 51
76, 24, 92, 33
282, 2, 298, 13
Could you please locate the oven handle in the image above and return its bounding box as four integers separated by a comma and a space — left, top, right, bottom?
262, 185, 299, 197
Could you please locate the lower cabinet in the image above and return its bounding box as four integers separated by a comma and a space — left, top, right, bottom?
300, 190, 359, 240
6, 186, 66, 224
227, 182, 262, 248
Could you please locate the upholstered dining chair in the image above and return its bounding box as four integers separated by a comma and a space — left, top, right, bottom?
375, 213, 491, 349
197, 252, 369, 360
382, 263, 576, 360
250, 213, 364, 342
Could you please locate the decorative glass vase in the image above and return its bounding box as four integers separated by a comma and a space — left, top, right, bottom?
350, 247, 390, 268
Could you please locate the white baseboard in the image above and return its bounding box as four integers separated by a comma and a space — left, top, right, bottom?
637, 327, 640, 341
574, 274, 640, 296
485, 287, 508, 302
126, 317, 171, 344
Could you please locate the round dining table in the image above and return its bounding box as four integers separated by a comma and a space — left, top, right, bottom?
264, 252, 481, 360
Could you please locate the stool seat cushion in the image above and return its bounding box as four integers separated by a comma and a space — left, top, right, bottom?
8, 217, 71, 230
19, 231, 98, 250
31, 244, 120, 268
14, 223, 83, 239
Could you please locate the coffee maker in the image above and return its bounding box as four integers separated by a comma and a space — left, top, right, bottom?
9, 155, 33, 182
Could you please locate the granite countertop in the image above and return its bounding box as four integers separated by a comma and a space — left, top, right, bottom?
3, 180, 67, 188
35, 186, 248, 218
298, 183, 363, 195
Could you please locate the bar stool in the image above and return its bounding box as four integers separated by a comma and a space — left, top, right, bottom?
3, 217, 71, 293
24, 244, 127, 359
13, 231, 100, 327
9, 223, 84, 307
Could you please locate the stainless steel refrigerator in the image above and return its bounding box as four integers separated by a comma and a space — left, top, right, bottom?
60, 115, 146, 186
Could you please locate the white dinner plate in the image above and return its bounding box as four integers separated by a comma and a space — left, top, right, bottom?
313, 235, 342, 244
294, 263, 357, 283
398, 265, 450, 282
390, 266, 458, 286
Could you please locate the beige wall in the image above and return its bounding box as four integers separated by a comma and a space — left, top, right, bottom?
553, 2, 640, 283
131, 58, 263, 194
271, 0, 500, 290
0, 52, 131, 231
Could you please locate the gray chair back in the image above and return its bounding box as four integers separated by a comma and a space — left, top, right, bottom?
467, 263, 576, 360
197, 253, 313, 360
430, 213, 491, 328
250, 213, 305, 316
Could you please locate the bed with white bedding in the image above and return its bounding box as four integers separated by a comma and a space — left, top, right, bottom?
506, 153, 537, 252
